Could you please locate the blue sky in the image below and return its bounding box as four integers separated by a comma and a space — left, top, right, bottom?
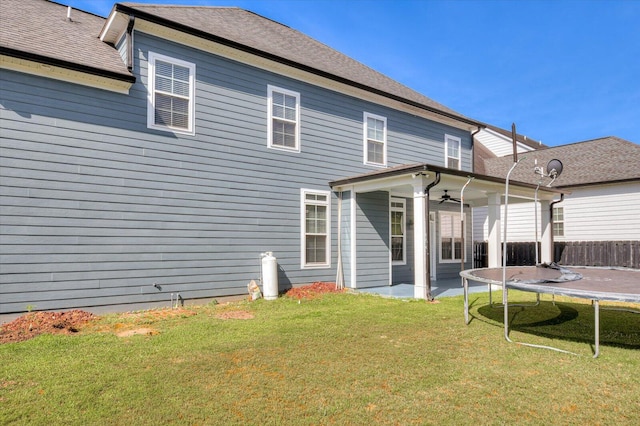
66, 0, 639, 147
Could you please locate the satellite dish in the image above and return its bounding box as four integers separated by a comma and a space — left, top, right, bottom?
546, 159, 563, 178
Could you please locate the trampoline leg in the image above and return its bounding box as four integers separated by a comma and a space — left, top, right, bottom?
594, 300, 600, 358
463, 278, 469, 325
504, 287, 512, 342
488, 283, 493, 305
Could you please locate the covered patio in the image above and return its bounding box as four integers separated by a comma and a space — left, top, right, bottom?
330, 163, 565, 300
357, 277, 488, 299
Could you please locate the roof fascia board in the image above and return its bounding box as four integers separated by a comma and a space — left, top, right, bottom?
100, 8, 129, 45
330, 163, 564, 196
0, 46, 135, 85
557, 177, 640, 190
0, 54, 133, 94
116, 6, 481, 131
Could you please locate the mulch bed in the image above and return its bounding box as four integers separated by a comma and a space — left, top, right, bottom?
0, 310, 97, 344
1, 282, 344, 344
284, 282, 344, 299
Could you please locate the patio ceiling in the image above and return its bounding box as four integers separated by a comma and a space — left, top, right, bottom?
329, 163, 566, 207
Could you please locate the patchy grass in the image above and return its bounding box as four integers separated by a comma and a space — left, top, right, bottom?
1, 291, 639, 425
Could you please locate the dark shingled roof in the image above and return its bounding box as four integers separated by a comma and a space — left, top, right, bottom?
0, 0, 133, 80
115, 3, 476, 124
481, 136, 640, 188
3, 1, 480, 126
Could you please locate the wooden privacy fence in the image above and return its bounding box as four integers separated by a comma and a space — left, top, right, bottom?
473, 241, 640, 269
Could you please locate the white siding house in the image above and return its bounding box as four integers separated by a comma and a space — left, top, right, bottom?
474, 135, 640, 268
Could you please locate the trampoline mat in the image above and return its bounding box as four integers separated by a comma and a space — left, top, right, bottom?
470, 264, 579, 284
463, 265, 640, 303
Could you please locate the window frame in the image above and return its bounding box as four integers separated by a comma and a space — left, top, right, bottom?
267, 85, 301, 152
363, 112, 387, 167
300, 189, 331, 269
553, 206, 565, 237
444, 134, 462, 170
439, 211, 465, 263
146, 51, 196, 135
390, 197, 406, 265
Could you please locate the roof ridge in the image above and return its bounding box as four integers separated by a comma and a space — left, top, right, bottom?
533, 136, 637, 151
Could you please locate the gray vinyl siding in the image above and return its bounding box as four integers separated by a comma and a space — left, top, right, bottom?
0, 30, 472, 313
116, 33, 128, 67
355, 191, 389, 288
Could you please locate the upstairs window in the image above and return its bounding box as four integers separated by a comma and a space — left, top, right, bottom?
147, 52, 195, 135
553, 207, 564, 237
390, 198, 406, 264
445, 134, 461, 170
268, 85, 300, 152
364, 112, 387, 166
301, 189, 331, 268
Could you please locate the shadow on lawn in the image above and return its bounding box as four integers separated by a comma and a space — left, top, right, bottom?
475, 300, 640, 351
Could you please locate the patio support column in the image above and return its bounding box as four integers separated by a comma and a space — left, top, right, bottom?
413, 176, 428, 299
487, 192, 502, 268
540, 199, 553, 264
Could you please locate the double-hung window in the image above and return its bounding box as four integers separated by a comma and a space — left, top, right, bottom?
364, 112, 387, 166
268, 85, 300, 152
301, 189, 330, 268
440, 211, 463, 262
445, 134, 461, 170
147, 52, 195, 135
553, 207, 564, 237
390, 198, 406, 264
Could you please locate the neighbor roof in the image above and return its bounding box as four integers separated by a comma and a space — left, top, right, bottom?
0, 0, 134, 82
481, 136, 640, 188
113, 2, 480, 126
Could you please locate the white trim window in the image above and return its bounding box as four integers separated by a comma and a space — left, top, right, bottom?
553, 207, 564, 237
301, 189, 331, 268
147, 52, 195, 135
390, 198, 406, 264
439, 211, 464, 263
444, 134, 461, 170
363, 112, 387, 166
268, 85, 300, 152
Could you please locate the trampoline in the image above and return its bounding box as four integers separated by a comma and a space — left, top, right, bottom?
460, 264, 640, 357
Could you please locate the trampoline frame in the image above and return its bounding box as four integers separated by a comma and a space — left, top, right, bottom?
461, 266, 640, 358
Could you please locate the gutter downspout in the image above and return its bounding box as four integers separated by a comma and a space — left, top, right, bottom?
424, 172, 441, 301
470, 125, 484, 174
126, 14, 135, 72
549, 194, 565, 263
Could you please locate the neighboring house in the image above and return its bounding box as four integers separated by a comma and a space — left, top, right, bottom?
0, 0, 561, 313
474, 124, 546, 170
473, 136, 640, 268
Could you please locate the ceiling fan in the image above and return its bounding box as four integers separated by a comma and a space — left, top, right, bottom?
439, 190, 461, 204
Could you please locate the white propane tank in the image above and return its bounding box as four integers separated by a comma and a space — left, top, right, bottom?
261, 252, 278, 300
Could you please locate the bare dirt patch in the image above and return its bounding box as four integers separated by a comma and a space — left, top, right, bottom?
0, 310, 97, 344
116, 327, 158, 337
284, 282, 344, 300
215, 310, 255, 320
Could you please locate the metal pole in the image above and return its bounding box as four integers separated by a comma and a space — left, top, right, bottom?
503, 157, 526, 339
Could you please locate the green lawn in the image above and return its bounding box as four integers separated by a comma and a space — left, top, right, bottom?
1, 291, 639, 425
